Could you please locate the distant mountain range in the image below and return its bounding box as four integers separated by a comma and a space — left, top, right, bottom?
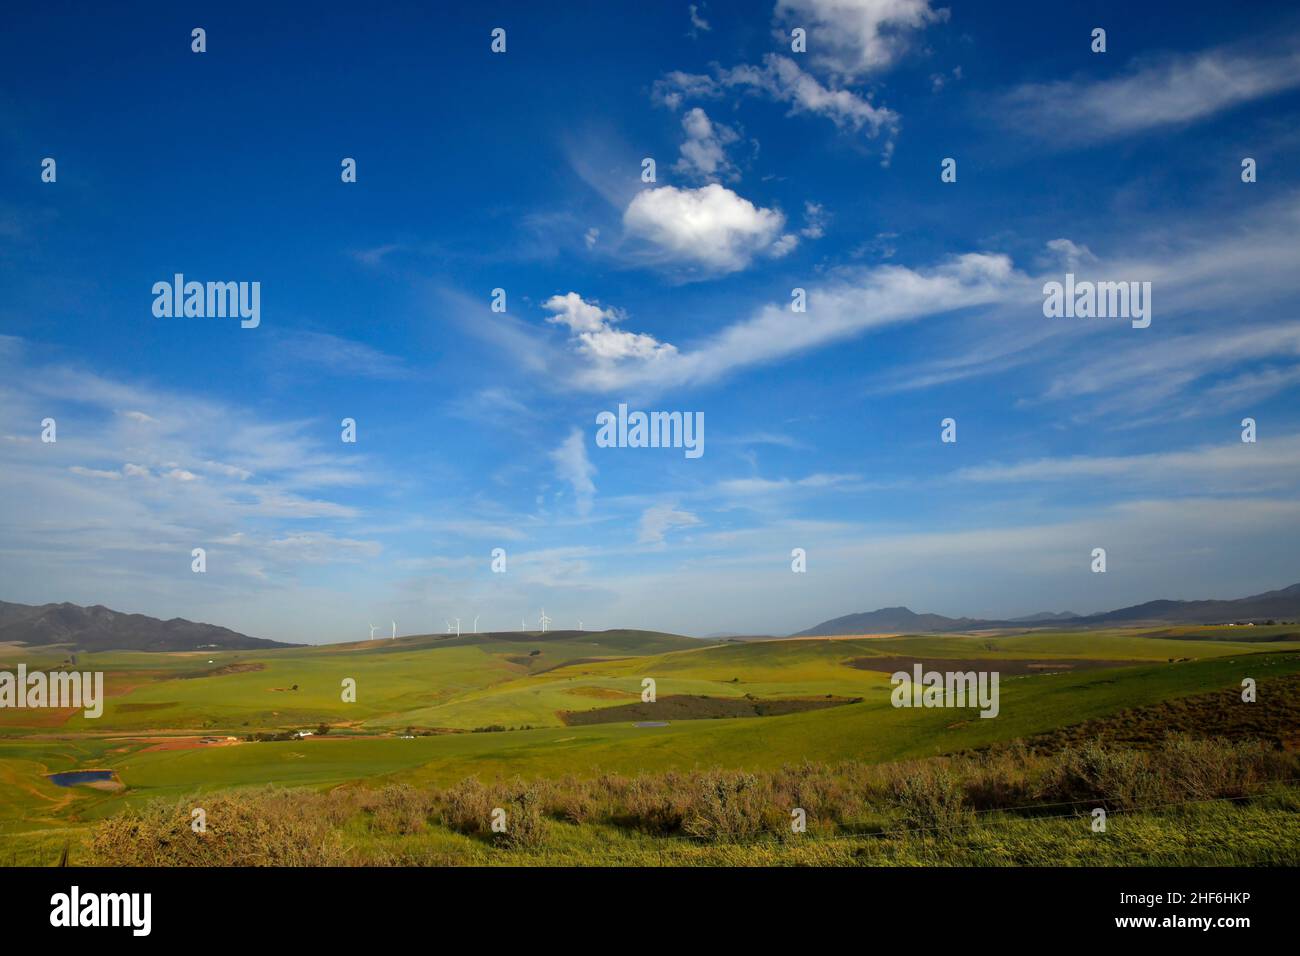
0, 601, 297, 652
6, 583, 1300, 652
795, 583, 1300, 636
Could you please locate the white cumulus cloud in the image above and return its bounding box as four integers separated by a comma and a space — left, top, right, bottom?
543, 292, 677, 363
623, 183, 796, 273
675, 107, 740, 181
775, 0, 949, 79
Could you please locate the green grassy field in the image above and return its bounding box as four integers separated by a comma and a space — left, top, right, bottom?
2, 624, 1298, 864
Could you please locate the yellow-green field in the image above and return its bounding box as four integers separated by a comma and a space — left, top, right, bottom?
3, 624, 1298, 864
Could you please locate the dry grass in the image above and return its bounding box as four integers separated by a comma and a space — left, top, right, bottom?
82, 734, 1299, 865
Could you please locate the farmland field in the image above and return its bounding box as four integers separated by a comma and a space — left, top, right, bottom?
3, 624, 1298, 866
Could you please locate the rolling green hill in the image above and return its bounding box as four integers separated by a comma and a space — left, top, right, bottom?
3, 624, 1298, 849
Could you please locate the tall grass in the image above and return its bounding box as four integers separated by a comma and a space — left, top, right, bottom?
82, 734, 1298, 865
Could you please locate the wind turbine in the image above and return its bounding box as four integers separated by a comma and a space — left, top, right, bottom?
472, 615, 480, 634
391, 620, 397, 640
368, 623, 378, 640
538, 608, 551, 633
453, 617, 461, 637
521, 617, 526, 632
445, 619, 452, 634
578, 620, 583, 631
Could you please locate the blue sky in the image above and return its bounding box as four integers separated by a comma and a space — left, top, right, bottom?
3, 1, 1299, 642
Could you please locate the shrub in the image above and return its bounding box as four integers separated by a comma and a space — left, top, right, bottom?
960, 747, 1036, 811
1147, 735, 1291, 802
497, 780, 547, 850
614, 774, 688, 835
546, 775, 598, 824
86, 789, 348, 866
682, 770, 774, 842
437, 777, 494, 836
368, 784, 429, 836
1036, 740, 1164, 810
888, 763, 972, 832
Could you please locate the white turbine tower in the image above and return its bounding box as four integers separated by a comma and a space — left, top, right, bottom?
445, 619, 452, 634
391, 620, 396, 640
538, 608, 551, 633
473, 615, 480, 634
368, 623, 378, 640
578, 620, 583, 631
521, 617, 526, 632
453, 617, 461, 637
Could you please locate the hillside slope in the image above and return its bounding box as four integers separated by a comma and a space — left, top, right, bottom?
0, 600, 295, 651
796, 583, 1300, 635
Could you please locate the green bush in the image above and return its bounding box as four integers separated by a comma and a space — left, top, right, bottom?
497, 780, 547, 850
682, 771, 775, 842
367, 784, 429, 836
888, 763, 972, 832
437, 777, 495, 836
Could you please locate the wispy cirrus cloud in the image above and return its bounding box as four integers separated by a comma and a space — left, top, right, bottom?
0, 340, 378, 610
451, 250, 1023, 397
870, 195, 1300, 419
1041, 322, 1300, 419
687, 4, 711, 37
267, 330, 410, 380
557, 251, 1022, 392
715, 472, 865, 498
637, 502, 701, 545
655, 55, 899, 141
1000, 42, 1300, 144
956, 435, 1300, 495
550, 428, 597, 515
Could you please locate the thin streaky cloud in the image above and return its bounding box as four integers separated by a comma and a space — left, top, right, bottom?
1001, 42, 1300, 143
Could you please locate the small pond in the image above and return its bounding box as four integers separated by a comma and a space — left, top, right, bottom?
47, 770, 116, 787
